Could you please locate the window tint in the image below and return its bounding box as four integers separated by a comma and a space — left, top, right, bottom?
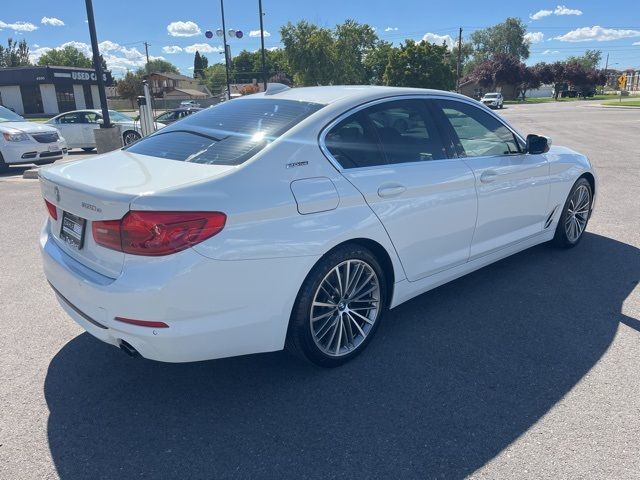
126, 98, 324, 166
437, 99, 520, 157
58, 112, 84, 124
367, 100, 447, 163
325, 114, 385, 168
325, 99, 447, 168
156, 111, 177, 122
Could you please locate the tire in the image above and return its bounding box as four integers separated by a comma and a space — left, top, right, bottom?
122, 130, 141, 146
286, 244, 388, 367
553, 177, 592, 248
0, 152, 9, 173
82, 147, 95, 152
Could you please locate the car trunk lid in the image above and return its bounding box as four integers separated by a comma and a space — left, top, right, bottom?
39, 149, 235, 277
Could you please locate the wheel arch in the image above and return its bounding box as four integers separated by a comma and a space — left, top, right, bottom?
579, 171, 595, 197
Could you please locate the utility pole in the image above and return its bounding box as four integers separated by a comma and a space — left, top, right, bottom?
456, 27, 463, 93
84, 0, 111, 128
220, 0, 231, 100
258, 0, 267, 91
603, 52, 609, 88
144, 41, 151, 73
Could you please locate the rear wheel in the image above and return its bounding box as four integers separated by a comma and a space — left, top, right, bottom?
553, 177, 592, 248
0, 153, 9, 173
287, 244, 387, 367
122, 130, 141, 146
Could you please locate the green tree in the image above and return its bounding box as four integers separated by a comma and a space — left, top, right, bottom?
383, 39, 454, 90
202, 63, 228, 95
566, 50, 602, 70
470, 18, 530, 63
38, 45, 92, 68
193, 51, 204, 78
116, 71, 143, 108
144, 58, 179, 74
0, 38, 31, 67
334, 19, 378, 83
280, 21, 338, 85
363, 40, 394, 85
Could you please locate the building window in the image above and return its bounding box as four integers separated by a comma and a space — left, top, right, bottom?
55, 84, 76, 113
20, 84, 44, 114
83, 84, 94, 109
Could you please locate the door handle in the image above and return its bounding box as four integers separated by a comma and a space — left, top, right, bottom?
480, 170, 498, 183
377, 184, 407, 198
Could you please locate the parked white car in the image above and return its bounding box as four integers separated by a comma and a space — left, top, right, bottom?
39, 85, 596, 367
0, 106, 67, 172
46, 109, 164, 150
481, 92, 504, 109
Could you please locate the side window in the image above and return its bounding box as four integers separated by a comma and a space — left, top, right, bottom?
325, 99, 448, 169
58, 112, 83, 124
84, 112, 100, 123
325, 113, 385, 168
437, 99, 520, 157
365, 100, 447, 164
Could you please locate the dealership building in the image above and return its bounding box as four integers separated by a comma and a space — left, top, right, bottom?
0, 66, 113, 116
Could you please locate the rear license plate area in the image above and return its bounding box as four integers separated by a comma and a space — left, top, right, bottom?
60, 211, 87, 249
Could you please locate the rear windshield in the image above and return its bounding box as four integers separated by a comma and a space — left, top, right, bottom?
126, 98, 324, 165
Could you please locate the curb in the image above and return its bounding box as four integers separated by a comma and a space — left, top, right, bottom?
22, 168, 39, 179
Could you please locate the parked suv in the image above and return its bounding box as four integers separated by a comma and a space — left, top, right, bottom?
480, 93, 504, 109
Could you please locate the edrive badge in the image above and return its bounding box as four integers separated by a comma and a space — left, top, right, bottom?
54, 186, 60, 203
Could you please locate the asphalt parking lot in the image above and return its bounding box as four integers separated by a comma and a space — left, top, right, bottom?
1, 101, 639, 479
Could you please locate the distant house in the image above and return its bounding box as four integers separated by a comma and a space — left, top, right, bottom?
146, 72, 211, 99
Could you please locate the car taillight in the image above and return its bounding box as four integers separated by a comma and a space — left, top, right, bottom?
44, 199, 58, 220
92, 211, 226, 256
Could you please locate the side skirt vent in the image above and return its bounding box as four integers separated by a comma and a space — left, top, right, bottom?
544, 206, 559, 229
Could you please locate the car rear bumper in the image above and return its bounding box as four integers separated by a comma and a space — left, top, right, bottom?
40, 221, 319, 362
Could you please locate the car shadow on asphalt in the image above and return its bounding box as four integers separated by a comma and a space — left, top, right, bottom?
44, 233, 639, 479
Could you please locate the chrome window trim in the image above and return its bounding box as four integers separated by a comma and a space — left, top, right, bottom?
318, 94, 526, 172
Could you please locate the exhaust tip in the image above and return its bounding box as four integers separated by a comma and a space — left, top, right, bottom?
119, 340, 141, 358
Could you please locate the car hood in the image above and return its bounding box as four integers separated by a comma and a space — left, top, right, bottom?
39, 148, 235, 196
0, 121, 60, 134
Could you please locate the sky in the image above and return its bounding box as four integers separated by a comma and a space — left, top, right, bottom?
1, 0, 639, 77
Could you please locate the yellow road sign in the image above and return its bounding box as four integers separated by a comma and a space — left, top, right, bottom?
617, 74, 626, 90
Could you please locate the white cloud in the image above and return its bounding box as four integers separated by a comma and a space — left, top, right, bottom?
530, 9, 553, 20
422, 32, 455, 48
384, 27, 398, 32
632, 41, 640, 46
162, 45, 183, 54
167, 20, 201, 37
525, 31, 545, 43
554, 5, 582, 16
555, 26, 640, 42
184, 43, 223, 53
542, 49, 560, 55
60, 41, 92, 56
41, 17, 65, 27
0, 20, 38, 32
29, 47, 52, 63
530, 5, 583, 21
249, 29, 271, 37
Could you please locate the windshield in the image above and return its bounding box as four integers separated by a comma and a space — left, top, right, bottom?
484, 94, 499, 98
108, 111, 133, 122
126, 98, 324, 166
0, 106, 25, 122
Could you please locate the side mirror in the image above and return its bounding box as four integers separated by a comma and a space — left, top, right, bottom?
526, 134, 551, 154
96, 118, 104, 125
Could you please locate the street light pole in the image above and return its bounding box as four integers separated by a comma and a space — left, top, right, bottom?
456, 27, 463, 93
258, 0, 267, 91
220, 0, 231, 99
84, 0, 111, 127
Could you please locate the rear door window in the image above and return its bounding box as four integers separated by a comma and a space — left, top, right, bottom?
126, 99, 324, 165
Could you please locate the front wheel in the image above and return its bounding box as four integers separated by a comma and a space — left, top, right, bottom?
553, 177, 592, 248
287, 244, 387, 367
122, 130, 141, 146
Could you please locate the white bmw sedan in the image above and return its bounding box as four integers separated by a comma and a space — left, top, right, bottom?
0, 106, 67, 172
39, 85, 596, 367
46, 109, 164, 150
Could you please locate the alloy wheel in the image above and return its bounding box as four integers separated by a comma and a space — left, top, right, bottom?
310, 259, 380, 357
564, 184, 591, 243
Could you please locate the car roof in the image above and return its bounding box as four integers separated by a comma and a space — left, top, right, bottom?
246, 85, 466, 105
